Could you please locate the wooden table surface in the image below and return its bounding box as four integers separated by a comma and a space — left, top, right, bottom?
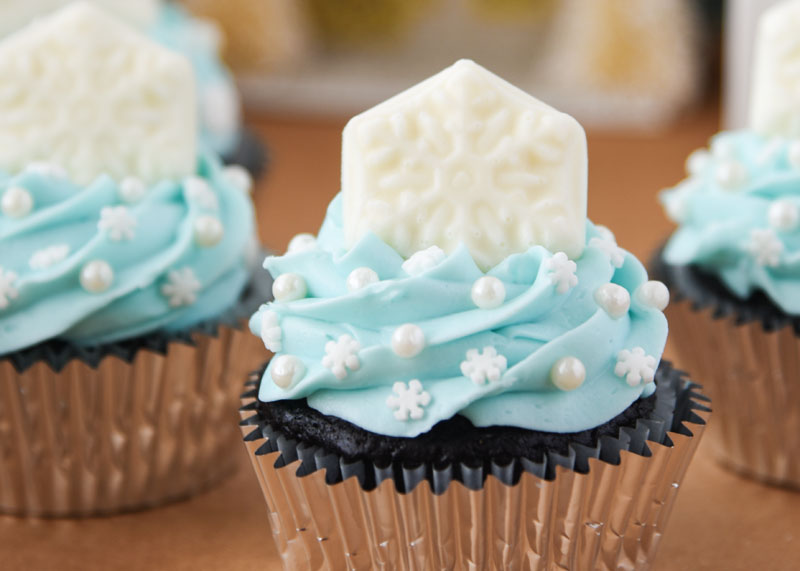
5, 108, 800, 570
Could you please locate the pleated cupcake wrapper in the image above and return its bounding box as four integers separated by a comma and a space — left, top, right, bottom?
239, 366, 709, 570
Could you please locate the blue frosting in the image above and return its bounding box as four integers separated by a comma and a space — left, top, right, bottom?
250, 195, 668, 438
661, 131, 800, 314
0, 152, 255, 355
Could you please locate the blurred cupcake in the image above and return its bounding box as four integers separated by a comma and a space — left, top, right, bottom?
0, 3, 267, 517
242, 60, 708, 569
655, 0, 800, 487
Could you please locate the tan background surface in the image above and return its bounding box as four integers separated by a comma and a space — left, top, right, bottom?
4, 109, 800, 569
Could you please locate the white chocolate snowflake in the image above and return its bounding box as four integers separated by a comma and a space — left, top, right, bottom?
98, 206, 136, 241
615, 347, 657, 387
545, 252, 578, 294
460, 346, 507, 384
589, 235, 625, 268
321, 334, 362, 379
161, 267, 202, 307
402, 246, 446, 276
184, 177, 219, 211
29, 243, 70, 270
0, 266, 18, 309
259, 309, 282, 352
745, 228, 783, 267
386, 380, 431, 421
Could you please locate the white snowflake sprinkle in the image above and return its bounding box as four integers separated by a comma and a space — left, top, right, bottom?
260, 309, 282, 352
29, 244, 70, 270
402, 246, 446, 276
98, 206, 136, 241
161, 267, 202, 307
744, 228, 783, 267
589, 235, 625, 268
615, 347, 657, 387
386, 380, 431, 421
460, 346, 507, 384
321, 334, 362, 379
0, 266, 19, 309
545, 252, 578, 294
184, 177, 219, 211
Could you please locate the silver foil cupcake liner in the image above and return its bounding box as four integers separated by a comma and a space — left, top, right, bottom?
240, 364, 708, 570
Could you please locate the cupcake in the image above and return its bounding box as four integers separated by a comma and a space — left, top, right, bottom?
656, 0, 800, 488
241, 60, 708, 568
0, 3, 267, 517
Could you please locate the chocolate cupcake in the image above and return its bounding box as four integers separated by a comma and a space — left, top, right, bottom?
241, 60, 708, 569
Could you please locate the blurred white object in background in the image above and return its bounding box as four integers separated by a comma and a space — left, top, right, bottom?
0, 0, 159, 36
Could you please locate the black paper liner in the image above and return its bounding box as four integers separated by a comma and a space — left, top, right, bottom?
1, 260, 273, 375
241, 360, 709, 495
221, 128, 268, 180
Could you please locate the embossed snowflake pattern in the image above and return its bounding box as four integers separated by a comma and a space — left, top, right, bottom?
744, 228, 783, 267
185, 177, 219, 211
460, 346, 508, 384
589, 235, 625, 268
322, 334, 362, 379
29, 244, 70, 270
545, 252, 578, 294
386, 380, 431, 421
260, 309, 282, 352
402, 246, 446, 276
161, 267, 202, 307
615, 347, 657, 387
0, 266, 18, 309
98, 206, 136, 241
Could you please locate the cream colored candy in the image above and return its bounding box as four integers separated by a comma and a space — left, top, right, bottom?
750, 0, 800, 137
0, 2, 196, 185
342, 59, 588, 271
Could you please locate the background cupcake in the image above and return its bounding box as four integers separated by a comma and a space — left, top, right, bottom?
242, 60, 708, 569
0, 3, 268, 517
655, 0, 800, 487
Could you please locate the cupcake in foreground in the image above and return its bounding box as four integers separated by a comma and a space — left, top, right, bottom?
656, 0, 800, 488
241, 59, 708, 569
0, 3, 267, 517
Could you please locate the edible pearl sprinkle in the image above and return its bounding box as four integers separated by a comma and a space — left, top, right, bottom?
789, 142, 800, 169
594, 283, 630, 319
715, 162, 748, 190
270, 355, 305, 389
635, 281, 670, 311
287, 233, 317, 253
80, 260, 114, 293
223, 165, 253, 193
273, 273, 307, 302
470, 276, 506, 309
346, 267, 379, 292
1, 186, 33, 218
119, 177, 147, 203
194, 215, 224, 247
685, 148, 710, 176
768, 199, 799, 232
391, 324, 426, 358
550, 357, 586, 391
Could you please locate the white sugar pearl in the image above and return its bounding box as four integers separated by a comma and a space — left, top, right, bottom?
768, 199, 799, 232
391, 324, 425, 358
287, 233, 317, 254
119, 177, 147, 203
715, 162, 748, 190
594, 284, 631, 319
273, 273, 307, 302
194, 215, 224, 247
224, 165, 253, 193
270, 355, 306, 389
347, 267, 379, 292
685, 148, 710, 176
1, 187, 33, 218
550, 357, 586, 391
80, 260, 114, 293
788, 141, 800, 169
471, 276, 506, 309
635, 281, 670, 311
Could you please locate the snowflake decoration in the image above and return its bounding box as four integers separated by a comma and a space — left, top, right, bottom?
29, 244, 70, 270
545, 252, 578, 294
744, 228, 783, 267
98, 206, 136, 241
589, 235, 625, 268
0, 266, 18, 309
460, 346, 507, 384
161, 267, 202, 307
260, 309, 282, 352
184, 177, 219, 211
615, 347, 657, 387
322, 334, 362, 379
386, 380, 431, 421
402, 246, 446, 276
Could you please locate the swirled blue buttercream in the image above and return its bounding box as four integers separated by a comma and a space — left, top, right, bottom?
0, 152, 255, 355
661, 131, 800, 314
250, 195, 668, 437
